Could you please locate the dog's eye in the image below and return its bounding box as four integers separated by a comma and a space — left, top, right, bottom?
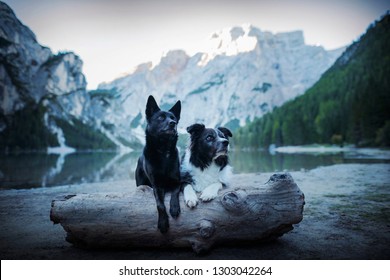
158, 115, 165, 121
206, 135, 214, 141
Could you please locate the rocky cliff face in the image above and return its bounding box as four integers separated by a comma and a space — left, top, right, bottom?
97, 24, 345, 145
0, 1, 51, 115
0, 2, 114, 151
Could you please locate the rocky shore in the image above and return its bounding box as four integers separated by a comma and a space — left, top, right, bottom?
0, 163, 389, 259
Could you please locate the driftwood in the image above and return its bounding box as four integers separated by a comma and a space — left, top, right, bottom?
50, 173, 305, 253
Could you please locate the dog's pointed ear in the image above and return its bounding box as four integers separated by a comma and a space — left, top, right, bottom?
187, 123, 205, 135
169, 100, 181, 121
218, 127, 233, 138
145, 95, 160, 121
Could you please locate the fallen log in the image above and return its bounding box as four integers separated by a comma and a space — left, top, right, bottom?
50, 173, 305, 253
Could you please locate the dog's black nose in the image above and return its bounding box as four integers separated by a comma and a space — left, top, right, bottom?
222, 140, 229, 147
169, 120, 177, 128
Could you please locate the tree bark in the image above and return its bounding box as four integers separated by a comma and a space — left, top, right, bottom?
50, 173, 305, 253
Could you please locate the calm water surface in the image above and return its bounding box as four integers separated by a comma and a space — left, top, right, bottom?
0, 150, 388, 189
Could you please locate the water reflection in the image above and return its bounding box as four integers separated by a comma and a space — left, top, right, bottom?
0, 152, 139, 189
0, 150, 388, 189
229, 150, 346, 173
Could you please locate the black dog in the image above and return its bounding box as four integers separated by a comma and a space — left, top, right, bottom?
135, 95, 181, 233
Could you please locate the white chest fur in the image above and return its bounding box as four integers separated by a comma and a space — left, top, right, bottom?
182, 148, 232, 190
185, 162, 232, 192
182, 150, 232, 208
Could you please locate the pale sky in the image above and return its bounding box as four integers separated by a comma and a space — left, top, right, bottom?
3, 0, 389, 89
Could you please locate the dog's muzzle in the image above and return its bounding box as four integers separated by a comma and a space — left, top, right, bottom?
213, 140, 229, 159
163, 120, 177, 134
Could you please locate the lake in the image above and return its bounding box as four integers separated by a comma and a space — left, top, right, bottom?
0, 149, 389, 189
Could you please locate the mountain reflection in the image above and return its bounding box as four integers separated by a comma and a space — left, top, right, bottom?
0, 152, 139, 189
0, 150, 388, 189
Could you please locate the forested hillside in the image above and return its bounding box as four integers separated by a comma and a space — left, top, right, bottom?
234, 13, 390, 148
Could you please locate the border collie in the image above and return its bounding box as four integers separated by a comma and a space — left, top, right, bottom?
135, 95, 181, 233
181, 123, 233, 208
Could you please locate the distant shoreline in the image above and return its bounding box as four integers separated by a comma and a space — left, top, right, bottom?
2, 144, 390, 156
271, 145, 390, 158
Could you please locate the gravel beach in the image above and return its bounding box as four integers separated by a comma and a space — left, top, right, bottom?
0, 163, 389, 260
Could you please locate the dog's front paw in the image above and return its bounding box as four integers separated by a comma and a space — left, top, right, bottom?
200, 188, 218, 202
170, 204, 180, 219
185, 196, 198, 208
184, 185, 198, 208
158, 214, 169, 233
169, 193, 181, 219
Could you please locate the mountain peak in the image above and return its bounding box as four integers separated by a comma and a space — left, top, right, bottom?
199, 24, 306, 66
205, 24, 258, 59
160, 49, 189, 65
209, 24, 306, 49
210, 23, 258, 40
210, 24, 253, 40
